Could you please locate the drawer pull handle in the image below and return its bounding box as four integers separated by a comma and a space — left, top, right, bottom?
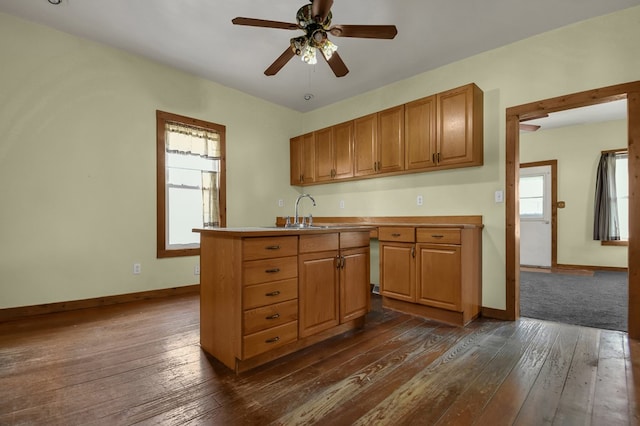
431, 234, 444, 239
265, 245, 280, 250
266, 313, 280, 320
265, 290, 281, 297
265, 268, 280, 273
265, 336, 280, 344
391, 233, 401, 237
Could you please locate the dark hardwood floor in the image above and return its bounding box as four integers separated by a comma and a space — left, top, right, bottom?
1, 292, 638, 425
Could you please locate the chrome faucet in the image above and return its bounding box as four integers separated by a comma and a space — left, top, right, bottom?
293, 193, 316, 227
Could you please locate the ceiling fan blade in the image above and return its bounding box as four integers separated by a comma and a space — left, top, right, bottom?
329, 25, 398, 39
323, 51, 349, 77
520, 123, 541, 132
312, 0, 334, 22
264, 47, 296, 76
232, 17, 298, 30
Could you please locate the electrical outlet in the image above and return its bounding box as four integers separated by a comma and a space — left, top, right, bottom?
278, 199, 284, 207
339, 200, 345, 209
417, 195, 423, 206
194, 265, 200, 275
133, 263, 141, 275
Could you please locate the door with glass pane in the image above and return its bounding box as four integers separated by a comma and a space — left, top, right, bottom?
520, 165, 552, 267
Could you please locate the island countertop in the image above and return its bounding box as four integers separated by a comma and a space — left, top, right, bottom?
193, 225, 375, 238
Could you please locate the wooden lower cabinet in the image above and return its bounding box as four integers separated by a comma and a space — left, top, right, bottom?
299, 250, 340, 338
198, 229, 371, 373
380, 226, 481, 326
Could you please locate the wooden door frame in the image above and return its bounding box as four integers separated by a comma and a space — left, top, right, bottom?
505, 81, 640, 338
520, 160, 558, 268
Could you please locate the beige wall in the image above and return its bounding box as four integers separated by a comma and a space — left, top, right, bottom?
520, 119, 628, 268
1, 6, 639, 310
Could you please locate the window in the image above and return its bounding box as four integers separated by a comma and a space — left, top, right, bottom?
519, 174, 545, 220
156, 111, 226, 258
594, 150, 627, 245
615, 152, 629, 240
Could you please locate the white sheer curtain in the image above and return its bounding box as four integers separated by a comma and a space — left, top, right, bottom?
166, 122, 221, 228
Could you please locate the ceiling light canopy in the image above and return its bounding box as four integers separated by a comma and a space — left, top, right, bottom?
290, 4, 337, 64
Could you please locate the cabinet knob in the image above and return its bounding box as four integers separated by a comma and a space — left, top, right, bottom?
265, 290, 281, 297
431, 234, 444, 239
265, 245, 280, 250
265, 336, 280, 344
265, 268, 281, 273
266, 313, 280, 320
391, 233, 401, 237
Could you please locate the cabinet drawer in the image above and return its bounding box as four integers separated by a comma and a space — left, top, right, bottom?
243, 321, 298, 359
299, 233, 339, 253
378, 227, 415, 242
243, 278, 298, 310
416, 228, 461, 244
243, 236, 298, 261
340, 231, 370, 249
243, 256, 298, 286
243, 300, 298, 335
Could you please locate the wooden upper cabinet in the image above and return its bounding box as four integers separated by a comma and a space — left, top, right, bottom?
292, 83, 483, 185
333, 121, 354, 180
405, 96, 437, 170
315, 127, 334, 182
290, 132, 315, 185
354, 106, 404, 177
377, 105, 405, 174
315, 122, 354, 182
435, 83, 483, 168
354, 113, 377, 177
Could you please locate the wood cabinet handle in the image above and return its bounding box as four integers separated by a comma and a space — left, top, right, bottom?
411, 246, 416, 258
265, 290, 281, 297
265, 336, 280, 343
265, 245, 280, 250
266, 313, 280, 320
391, 233, 401, 237
265, 268, 280, 273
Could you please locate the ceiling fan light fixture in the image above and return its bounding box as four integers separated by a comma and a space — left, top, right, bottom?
320, 39, 337, 60
301, 44, 317, 64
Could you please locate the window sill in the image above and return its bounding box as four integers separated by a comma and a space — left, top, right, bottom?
157, 247, 200, 258
601, 240, 629, 247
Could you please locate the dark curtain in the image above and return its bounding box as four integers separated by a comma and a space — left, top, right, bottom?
593, 152, 620, 240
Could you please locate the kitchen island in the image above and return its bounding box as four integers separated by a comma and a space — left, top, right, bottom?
194, 226, 373, 373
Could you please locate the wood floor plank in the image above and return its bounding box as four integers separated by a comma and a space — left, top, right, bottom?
592, 331, 629, 425
471, 320, 561, 425
552, 326, 601, 425
512, 323, 581, 425
433, 318, 546, 425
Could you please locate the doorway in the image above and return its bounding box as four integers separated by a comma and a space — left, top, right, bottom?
520, 161, 556, 268
504, 81, 640, 338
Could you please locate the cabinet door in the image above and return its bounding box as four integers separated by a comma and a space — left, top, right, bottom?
333, 121, 354, 180
416, 243, 461, 311
299, 251, 340, 337
315, 127, 334, 182
353, 113, 377, 177
378, 105, 405, 173
340, 247, 370, 322
380, 242, 415, 302
300, 132, 315, 184
405, 96, 437, 170
436, 84, 478, 167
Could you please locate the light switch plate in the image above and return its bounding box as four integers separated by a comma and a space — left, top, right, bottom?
494, 190, 504, 203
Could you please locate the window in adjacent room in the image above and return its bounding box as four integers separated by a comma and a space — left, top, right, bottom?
594, 149, 628, 245
156, 110, 226, 258
519, 174, 545, 220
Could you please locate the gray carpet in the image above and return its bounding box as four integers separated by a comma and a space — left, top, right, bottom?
520, 270, 628, 332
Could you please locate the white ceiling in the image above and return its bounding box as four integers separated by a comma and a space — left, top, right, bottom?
1, 0, 639, 112
522, 99, 628, 132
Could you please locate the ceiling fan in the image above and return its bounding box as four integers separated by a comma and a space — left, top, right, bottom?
232, 0, 398, 77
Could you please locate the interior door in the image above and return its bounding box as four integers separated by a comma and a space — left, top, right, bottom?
520, 165, 552, 267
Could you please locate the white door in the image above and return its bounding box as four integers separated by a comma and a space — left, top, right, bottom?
520, 165, 552, 267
